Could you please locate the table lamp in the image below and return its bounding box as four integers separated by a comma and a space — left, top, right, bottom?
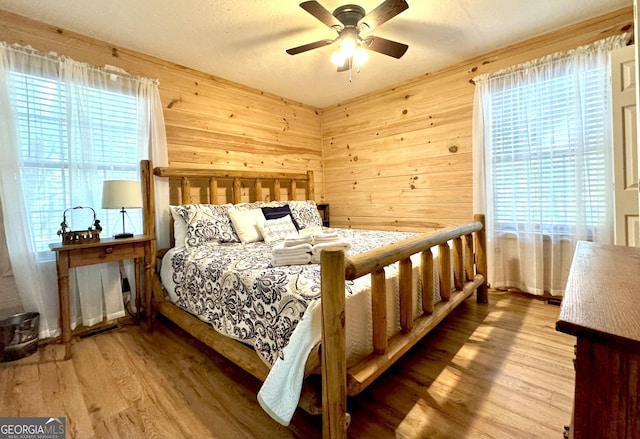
101, 180, 143, 239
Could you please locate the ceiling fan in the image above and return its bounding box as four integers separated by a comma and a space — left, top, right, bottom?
286, 0, 409, 72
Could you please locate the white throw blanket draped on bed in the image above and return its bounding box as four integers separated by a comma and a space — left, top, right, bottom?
258, 252, 427, 425
257, 300, 322, 424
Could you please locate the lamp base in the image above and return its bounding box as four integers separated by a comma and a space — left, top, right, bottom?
113, 232, 134, 239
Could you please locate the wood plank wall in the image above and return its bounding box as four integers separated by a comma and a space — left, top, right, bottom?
321, 7, 634, 231
0, 7, 633, 233
0, 10, 324, 204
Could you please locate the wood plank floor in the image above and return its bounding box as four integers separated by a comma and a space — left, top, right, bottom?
0, 292, 575, 439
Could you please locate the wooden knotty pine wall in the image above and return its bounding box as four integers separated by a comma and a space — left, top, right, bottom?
0, 10, 324, 206
322, 7, 633, 231
0, 7, 634, 233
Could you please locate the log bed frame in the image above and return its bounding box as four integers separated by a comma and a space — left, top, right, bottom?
140, 159, 488, 439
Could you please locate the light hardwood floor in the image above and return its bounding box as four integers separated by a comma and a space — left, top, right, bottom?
0, 292, 575, 439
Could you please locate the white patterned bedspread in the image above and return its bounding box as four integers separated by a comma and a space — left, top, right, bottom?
160, 227, 443, 424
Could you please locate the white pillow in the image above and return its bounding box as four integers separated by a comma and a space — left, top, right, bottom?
257, 215, 298, 243
228, 207, 266, 243
170, 205, 187, 248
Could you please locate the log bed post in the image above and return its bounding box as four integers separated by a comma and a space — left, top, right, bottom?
209, 178, 219, 204
273, 179, 281, 201
452, 237, 463, 290
233, 178, 242, 204
438, 243, 451, 301
254, 179, 263, 202
306, 170, 314, 200
181, 177, 191, 204
463, 234, 474, 282
474, 214, 488, 303
399, 257, 413, 332
141, 160, 157, 329
321, 247, 349, 439
288, 179, 296, 200
371, 268, 387, 354
421, 249, 434, 315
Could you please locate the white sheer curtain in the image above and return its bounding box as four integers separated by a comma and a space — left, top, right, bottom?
0, 42, 168, 338
472, 34, 629, 296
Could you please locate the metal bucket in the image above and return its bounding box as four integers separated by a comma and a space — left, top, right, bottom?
0, 312, 40, 362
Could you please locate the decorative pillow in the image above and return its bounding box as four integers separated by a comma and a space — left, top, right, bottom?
173, 204, 240, 248
228, 207, 266, 243
261, 205, 300, 230
289, 200, 324, 230
235, 200, 287, 211
257, 215, 299, 243
170, 206, 187, 248
262, 200, 288, 208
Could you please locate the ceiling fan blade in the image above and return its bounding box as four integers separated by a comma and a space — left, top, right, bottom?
358, 0, 409, 31
299, 1, 342, 29
364, 36, 408, 59
286, 39, 335, 55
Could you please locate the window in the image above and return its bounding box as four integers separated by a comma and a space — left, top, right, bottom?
10, 71, 141, 257
489, 67, 609, 236
473, 35, 624, 296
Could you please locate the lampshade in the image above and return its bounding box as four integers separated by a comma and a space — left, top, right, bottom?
101, 180, 143, 209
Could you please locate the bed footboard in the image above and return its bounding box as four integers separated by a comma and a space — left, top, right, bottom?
319, 215, 487, 439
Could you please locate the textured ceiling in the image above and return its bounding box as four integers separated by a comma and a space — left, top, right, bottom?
0, 0, 632, 108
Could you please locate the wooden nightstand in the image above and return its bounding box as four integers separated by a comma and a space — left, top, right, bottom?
317, 203, 330, 227
50, 234, 154, 359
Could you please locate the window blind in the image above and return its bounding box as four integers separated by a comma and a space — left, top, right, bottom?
489, 68, 608, 235
9, 72, 140, 255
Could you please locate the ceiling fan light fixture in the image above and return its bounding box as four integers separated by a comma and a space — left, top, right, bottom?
330, 50, 346, 66
286, 1, 409, 73
353, 46, 368, 66
339, 36, 357, 57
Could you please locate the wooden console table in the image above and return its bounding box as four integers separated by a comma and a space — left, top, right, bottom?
556, 241, 640, 439
50, 235, 154, 359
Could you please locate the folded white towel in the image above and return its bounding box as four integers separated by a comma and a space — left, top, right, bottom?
298, 226, 323, 237
283, 235, 313, 247
311, 240, 351, 257
272, 253, 312, 267
312, 232, 339, 243
272, 243, 312, 257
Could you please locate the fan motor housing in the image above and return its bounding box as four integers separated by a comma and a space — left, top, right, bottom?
332, 4, 366, 28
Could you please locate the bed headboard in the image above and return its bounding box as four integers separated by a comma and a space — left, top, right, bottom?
140, 160, 315, 247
